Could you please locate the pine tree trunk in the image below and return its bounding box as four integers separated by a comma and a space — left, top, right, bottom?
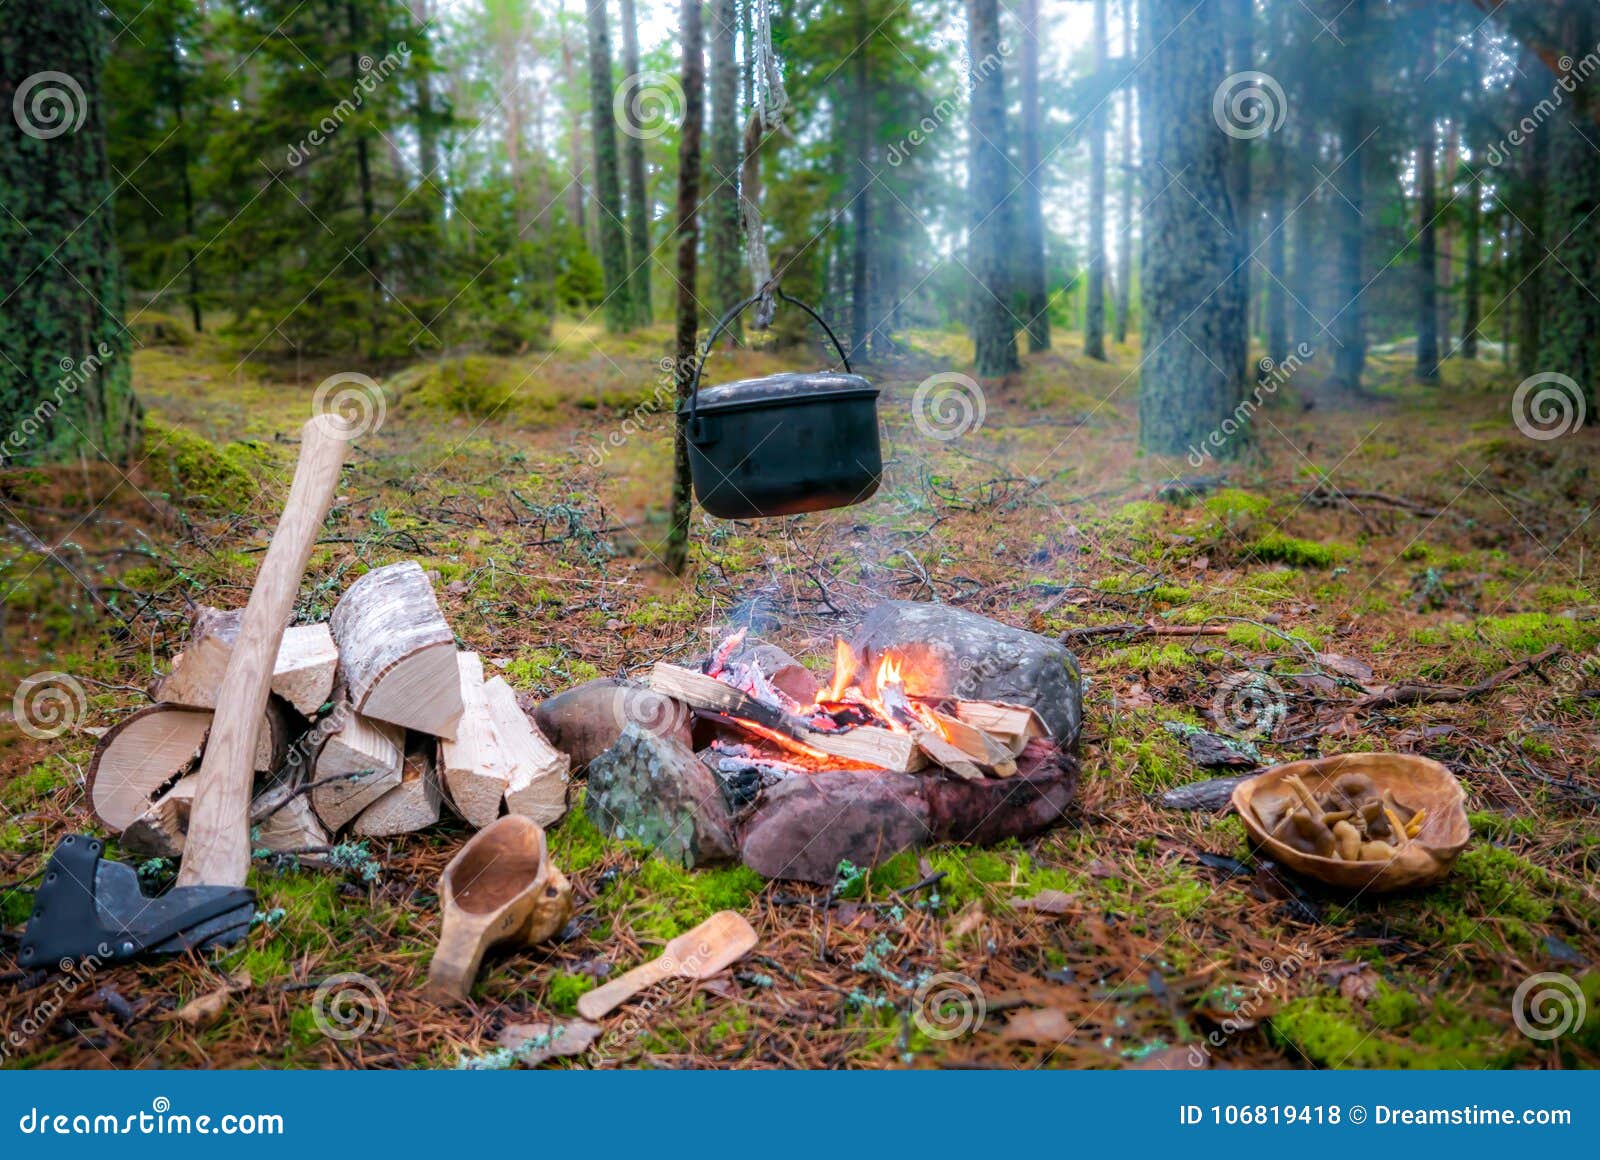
707, 0, 742, 342
1291, 159, 1317, 354
1437, 124, 1457, 353
1084, 0, 1108, 360
619, 0, 653, 326
1264, 76, 1288, 367
1017, 0, 1050, 353
1224, 0, 1252, 385
0, 0, 140, 466
1330, 0, 1367, 390
1135, 0, 1244, 459
587, 0, 632, 332
1113, 0, 1134, 346
849, 16, 872, 361
968, 0, 1020, 378
1415, 115, 1440, 382
1461, 179, 1480, 360
561, 19, 588, 235
1513, 54, 1547, 377
1543, 3, 1600, 420
664, 0, 704, 576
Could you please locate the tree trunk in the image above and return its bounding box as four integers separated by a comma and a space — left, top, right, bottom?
586, 0, 632, 332
1513, 53, 1547, 377
1114, 0, 1134, 346
347, 2, 382, 355
0, 0, 140, 466
1135, 0, 1244, 458
1224, 0, 1252, 385
664, 0, 704, 576
1018, 0, 1051, 352
1291, 157, 1317, 354
1461, 177, 1481, 360
619, 0, 653, 326
560, 14, 588, 235
707, 0, 742, 342
1330, 0, 1367, 390
968, 0, 1020, 378
1437, 123, 1457, 353
849, 13, 872, 360
1084, 0, 1108, 360
1263, 0, 1287, 366
1416, 117, 1440, 382
1543, 3, 1600, 420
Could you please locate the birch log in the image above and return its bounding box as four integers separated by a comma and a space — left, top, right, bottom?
330, 561, 463, 737
484, 675, 570, 827
156, 610, 338, 719
88, 703, 292, 833
354, 744, 443, 836
310, 708, 405, 830
438, 652, 508, 828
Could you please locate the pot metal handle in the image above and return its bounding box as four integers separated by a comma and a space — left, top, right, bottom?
685, 290, 853, 431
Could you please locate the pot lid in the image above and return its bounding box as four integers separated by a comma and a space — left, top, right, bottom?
681, 371, 877, 416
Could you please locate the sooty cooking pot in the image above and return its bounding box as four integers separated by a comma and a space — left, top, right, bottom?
680, 291, 882, 520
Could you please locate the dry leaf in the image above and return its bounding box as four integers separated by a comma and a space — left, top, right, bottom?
1317, 653, 1375, 681
1127, 1045, 1209, 1070
497, 1019, 601, 1065
950, 900, 986, 938
1120, 683, 1155, 710
1000, 1007, 1073, 1044
1012, 888, 1077, 915
1338, 970, 1377, 1005
171, 970, 252, 1030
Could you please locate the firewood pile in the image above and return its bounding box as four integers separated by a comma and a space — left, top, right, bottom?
87, 560, 570, 859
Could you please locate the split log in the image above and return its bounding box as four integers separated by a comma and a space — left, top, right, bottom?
648, 662, 921, 772
354, 743, 443, 837
920, 704, 1017, 776
87, 702, 292, 833
310, 708, 405, 830
330, 561, 463, 737
949, 700, 1047, 756
120, 777, 199, 859
484, 676, 570, 827
250, 782, 330, 855
439, 652, 508, 828
155, 607, 338, 719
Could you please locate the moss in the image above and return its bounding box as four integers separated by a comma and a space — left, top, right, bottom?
1245, 533, 1343, 568
1269, 983, 1522, 1068
1203, 488, 1270, 526
547, 796, 611, 873
1114, 500, 1166, 527
1469, 811, 1536, 841
0, 762, 70, 811
1110, 641, 1198, 671
143, 416, 262, 512
545, 972, 596, 1014
595, 855, 765, 945
502, 648, 600, 694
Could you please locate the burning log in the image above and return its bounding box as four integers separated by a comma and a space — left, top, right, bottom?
648, 661, 922, 772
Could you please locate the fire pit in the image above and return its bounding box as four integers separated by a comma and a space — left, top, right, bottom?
576, 602, 1083, 884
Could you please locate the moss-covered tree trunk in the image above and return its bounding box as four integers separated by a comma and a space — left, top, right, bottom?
664, 0, 703, 577
1083, 0, 1107, 361
1017, 0, 1050, 353
1542, 3, 1600, 421
619, 0, 653, 327
967, 0, 1019, 379
0, 0, 139, 467
706, 0, 742, 342
586, 0, 632, 333
1135, 0, 1244, 458
1330, 0, 1368, 390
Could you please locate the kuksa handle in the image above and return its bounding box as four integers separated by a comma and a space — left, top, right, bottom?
576, 954, 677, 1020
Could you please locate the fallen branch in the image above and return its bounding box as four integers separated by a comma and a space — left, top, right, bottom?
1350, 646, 1563, 710
1059, 622, 1228, 644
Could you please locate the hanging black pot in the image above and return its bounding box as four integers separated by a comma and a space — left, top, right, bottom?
680, 291, 882, 519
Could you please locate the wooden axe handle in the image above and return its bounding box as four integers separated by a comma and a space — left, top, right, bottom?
178, 414, 354, 888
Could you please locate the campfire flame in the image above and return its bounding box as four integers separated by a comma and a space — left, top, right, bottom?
813, 646, 948, 742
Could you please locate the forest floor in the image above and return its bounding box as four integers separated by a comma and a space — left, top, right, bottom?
2, 313, 1597, 1069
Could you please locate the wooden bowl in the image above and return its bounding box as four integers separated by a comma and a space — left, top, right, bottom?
1231, 753, 1470, 893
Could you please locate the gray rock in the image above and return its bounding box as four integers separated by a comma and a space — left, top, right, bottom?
585, 724, 737, 868
848, 600, 1083, 746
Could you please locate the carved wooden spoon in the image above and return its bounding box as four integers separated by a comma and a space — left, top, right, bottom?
577, 911, 758, 1020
